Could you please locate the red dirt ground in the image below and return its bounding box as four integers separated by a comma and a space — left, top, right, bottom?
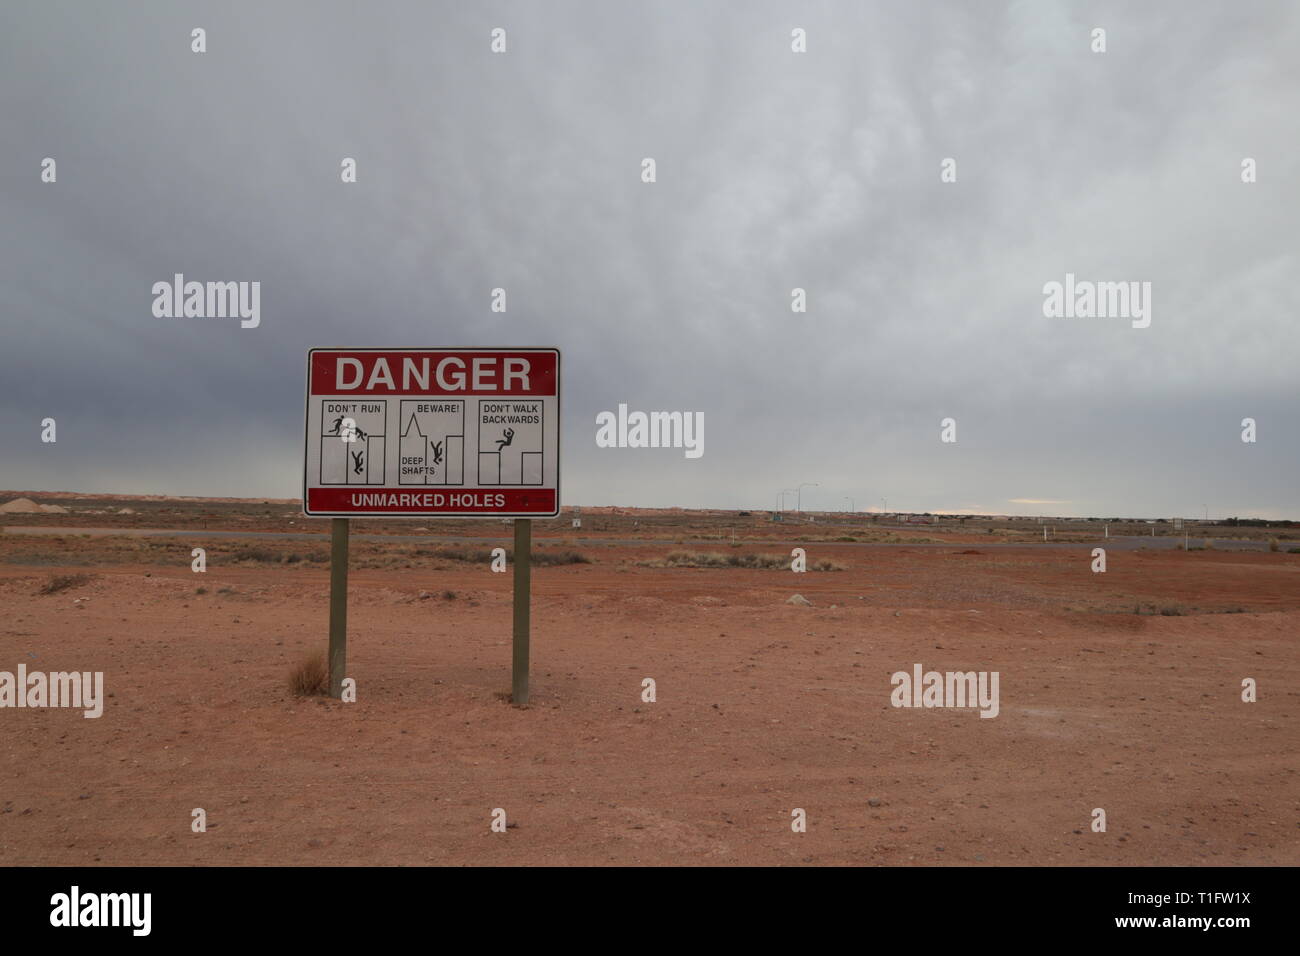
1, 528, 1297, 866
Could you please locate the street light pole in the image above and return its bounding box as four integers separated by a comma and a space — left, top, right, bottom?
844, 496, 854, 514
797, 482, 818, 514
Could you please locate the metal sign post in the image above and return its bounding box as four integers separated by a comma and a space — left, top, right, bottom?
328, 517, 349, 698
512, 518, 532, 705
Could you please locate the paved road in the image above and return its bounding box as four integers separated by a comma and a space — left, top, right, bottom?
0, 526, 1280, 551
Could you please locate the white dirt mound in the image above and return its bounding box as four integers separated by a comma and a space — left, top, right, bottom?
0, 497, 42, 513
0, 498, 70, 514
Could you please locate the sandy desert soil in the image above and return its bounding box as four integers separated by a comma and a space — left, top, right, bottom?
1, 498, 1297, 866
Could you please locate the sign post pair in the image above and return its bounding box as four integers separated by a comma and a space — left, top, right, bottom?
303, 348, 561, 705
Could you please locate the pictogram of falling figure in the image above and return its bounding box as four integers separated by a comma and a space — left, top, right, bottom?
351, 450, 365, 475
430, 440, 443, 465
495, 427, 514, 451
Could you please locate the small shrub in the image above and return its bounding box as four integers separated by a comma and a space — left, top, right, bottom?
658, 551, 790, 569
423, 546, 488, 564
288, 652, 328, 697
1268, 538, 1280, 552
39, 573, 92, 595
442, 589, 457, 600
231, 547, 277, 563
195, 586, 208, 595
532, 549, 591, 566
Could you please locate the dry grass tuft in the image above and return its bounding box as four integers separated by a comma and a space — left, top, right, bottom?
812, 559, 846, 571
532, 549, 592, 566
230, 546, 278, 563
288, 651, 329, 697
640, 550, 846, 571
38, 573, 93, 595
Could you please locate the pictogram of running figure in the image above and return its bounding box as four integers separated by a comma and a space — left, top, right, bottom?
330, 417, 366, 442
495, 427, 514, 451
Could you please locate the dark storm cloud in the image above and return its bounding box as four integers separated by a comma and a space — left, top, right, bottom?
1, 1, 1296, 516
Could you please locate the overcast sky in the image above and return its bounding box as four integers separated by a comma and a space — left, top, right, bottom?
2, 1, 1296, 518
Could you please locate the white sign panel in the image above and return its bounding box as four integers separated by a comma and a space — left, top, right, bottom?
303, 348, 560, 517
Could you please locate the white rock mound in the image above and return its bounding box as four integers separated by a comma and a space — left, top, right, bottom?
0, 497, 41, 513
0, 497, 70, 514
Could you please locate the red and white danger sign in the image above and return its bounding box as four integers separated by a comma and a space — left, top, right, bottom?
303, 348, 560, 517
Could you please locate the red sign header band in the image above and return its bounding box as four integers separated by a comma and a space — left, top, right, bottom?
309, 350, 557, 397
306, 488, 556, 514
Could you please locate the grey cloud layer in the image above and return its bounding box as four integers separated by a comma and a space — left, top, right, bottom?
1, 1, 1296, 516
